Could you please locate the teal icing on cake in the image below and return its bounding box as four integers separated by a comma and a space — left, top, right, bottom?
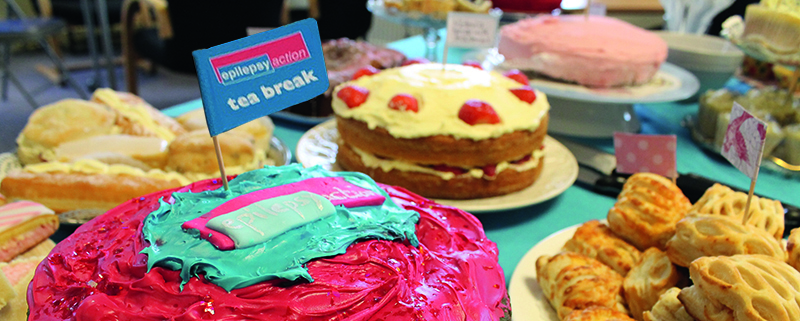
140, 164, 420, 292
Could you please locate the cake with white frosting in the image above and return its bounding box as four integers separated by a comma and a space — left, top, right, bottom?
332, 63, 550, 199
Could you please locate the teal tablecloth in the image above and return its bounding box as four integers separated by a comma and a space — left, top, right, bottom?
164, 34, 800, 286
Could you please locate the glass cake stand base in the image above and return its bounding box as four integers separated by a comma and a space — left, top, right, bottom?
546, 99, 641, 137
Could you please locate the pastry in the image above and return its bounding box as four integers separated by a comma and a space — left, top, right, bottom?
333, 63, 550, 199
679, 255, 800, 321
15, 99, 118, 165
385, 0, 490, 19
787, 228, 800, 271
536, 252, 628, 319
0, 201, 58, 262
564, 306, 636, 321
175, 108, 275, 151
642, 288, 695, 321
665, 215, 785, 267
91, 88, 187, 141
166, 130, 256, 174
52, 134, 170, 170
607, 173, 692, 251
563, 219, 642, 276
498, 15, 668, 88
286, 38, 406, 117
28, 165, 512, 320
623, 248, 685, 321
0, 161, 187, 213
689, 183, 785, 240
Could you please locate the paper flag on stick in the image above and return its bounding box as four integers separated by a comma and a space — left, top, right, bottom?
721, 102, 767, 179
193, 18, 329, 136
613, 132, 678, 178
445, 11, 501, 49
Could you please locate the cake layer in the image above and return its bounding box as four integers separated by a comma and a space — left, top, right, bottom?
498, 15, 667, 88
332, 63, 549, 140
337, 115, 548, 167
338, 142, 545, 199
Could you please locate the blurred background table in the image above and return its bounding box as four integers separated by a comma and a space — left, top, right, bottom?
163, 31, 800, 285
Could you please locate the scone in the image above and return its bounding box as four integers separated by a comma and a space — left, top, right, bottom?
563, 219, 642, 276
642, 288, 694, 321
679, 255, 800, 321
166, 130, 255, 174
536, 252, 628, 319
689, 183, 785, 240
91, 88, 186, 141
665, 215, 786, 268
564, 306, 636, 321
607, 173, 692, 251
175, 109, 275, 152
787, 228, 800, 271
16, 99, 118, 165
623, 248, 685, 321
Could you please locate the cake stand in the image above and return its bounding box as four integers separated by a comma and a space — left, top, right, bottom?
471, 50, 701, 137
367, 0, 447, 62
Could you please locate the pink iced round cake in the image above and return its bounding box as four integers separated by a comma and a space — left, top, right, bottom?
498, 15, 668, 88
27, 164, 511, 320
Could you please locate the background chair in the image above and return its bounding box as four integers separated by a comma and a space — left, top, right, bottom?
121, 0, 284, 95
0, 0, 88, 108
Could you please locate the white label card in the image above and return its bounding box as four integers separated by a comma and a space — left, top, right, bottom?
445, 12, 500, 48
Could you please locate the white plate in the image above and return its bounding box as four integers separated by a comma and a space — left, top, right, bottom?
296, 119, 579, 213
464, 50, 700, 104
508, 223, 582, 321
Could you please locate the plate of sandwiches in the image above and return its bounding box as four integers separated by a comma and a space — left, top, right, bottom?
509, 172, 799, 321
0, 89, 289, 225
295, 119, 578, 213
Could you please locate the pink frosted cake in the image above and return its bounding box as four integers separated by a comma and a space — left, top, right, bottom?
498, 15, 668, 88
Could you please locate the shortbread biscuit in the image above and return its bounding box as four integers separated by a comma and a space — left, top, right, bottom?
665, 215, 785, 267
679, 255, 800, 321
642, 288, 694, 321
564, 306, 636, 321
536, 252, 628, 319
623, 248, 685, 321
607, 173, 692, 251
563, 219, 641, 276
690, 183, 784, 240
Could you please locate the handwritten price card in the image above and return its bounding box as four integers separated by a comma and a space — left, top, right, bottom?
445, 11, 501, 48
722, 102, 767, 179
193, 18, 329, 136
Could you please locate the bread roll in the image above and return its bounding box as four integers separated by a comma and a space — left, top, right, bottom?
563, 220, 641, 276
536, 252, 628, 319
624, 248, 685, 321
665, 215, 785, 267
690, 183, 784, 240
642, 288, 694, 321
679, 255, 800, 321
607, 173, 692, 251
564, 306, 636, 321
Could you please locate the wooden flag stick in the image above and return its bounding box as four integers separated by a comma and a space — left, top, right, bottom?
212, 136, 230, 191
442, 45, 449, 70
742, 145, 764, 225
585, 0, 593, 20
